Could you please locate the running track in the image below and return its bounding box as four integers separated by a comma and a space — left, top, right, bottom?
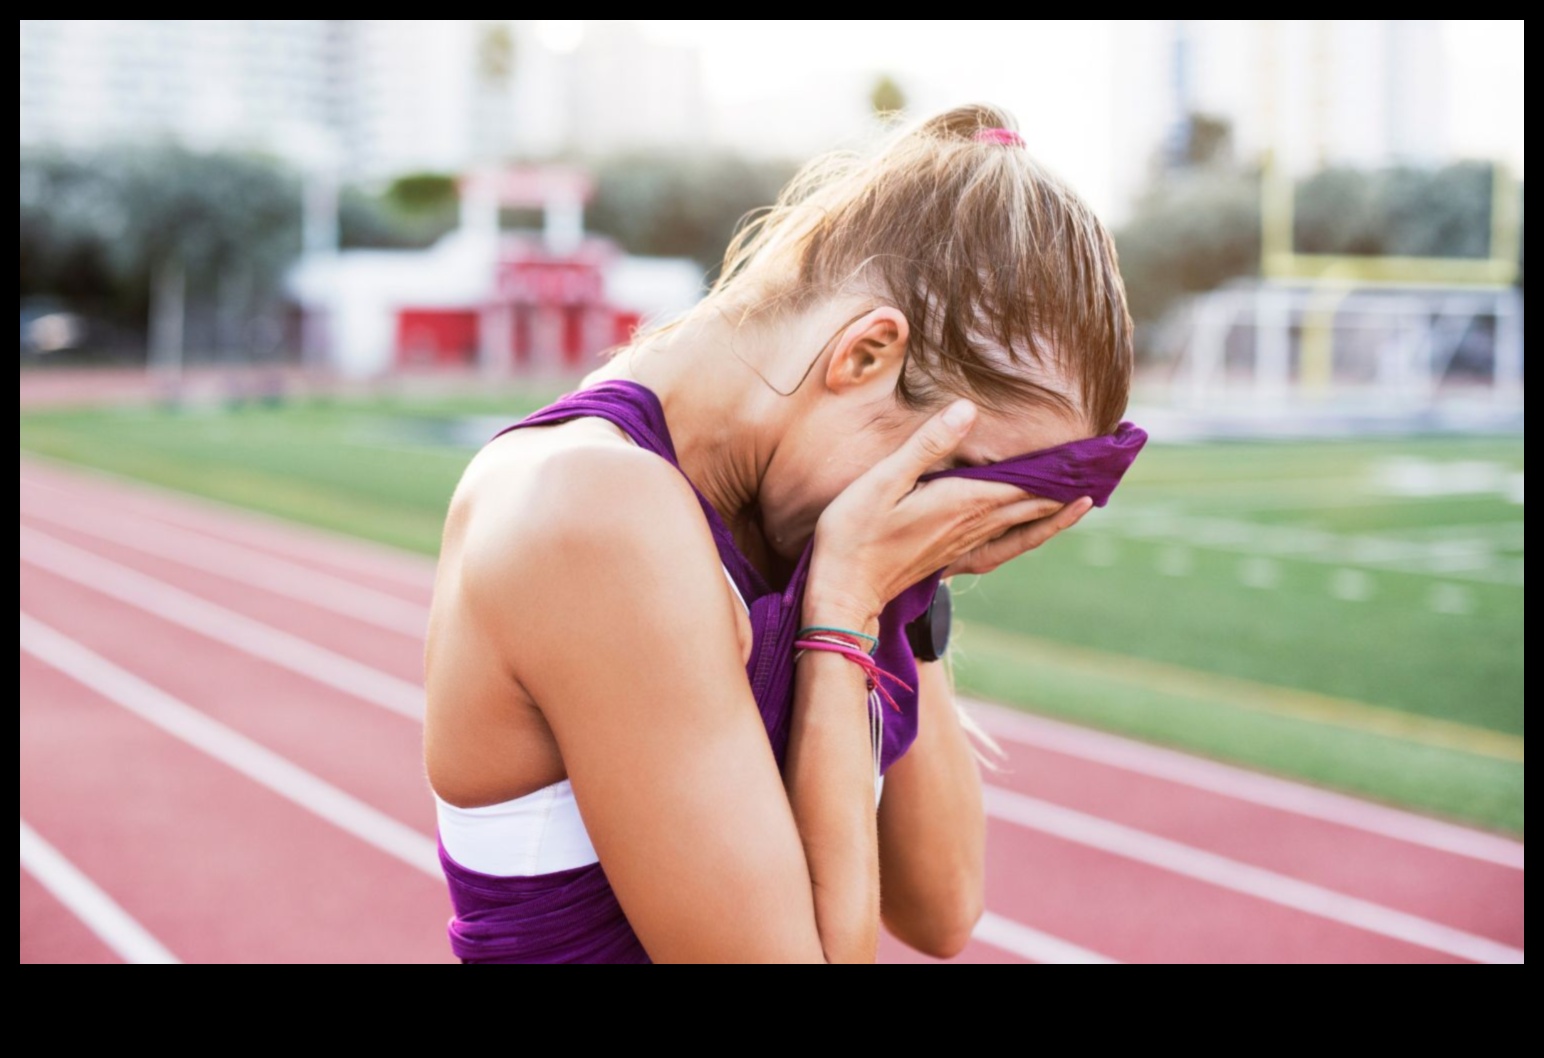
18, 457, 1525, 964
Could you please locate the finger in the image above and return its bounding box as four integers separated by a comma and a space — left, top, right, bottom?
1054, 496, 1095, 530
1003, 496, 1092, 551
913, 475, 1029, 512
987, 495, 1065, 532
952, 496, 1094, 574
872, 399, 976, 495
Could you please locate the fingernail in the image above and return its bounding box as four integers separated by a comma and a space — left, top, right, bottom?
943, 400, 975, 431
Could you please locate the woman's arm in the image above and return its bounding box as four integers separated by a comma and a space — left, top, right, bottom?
876, 500, 1094, 958
877, 657, 985, 958
460, 402, 1066, 961
464, 444, 845, 961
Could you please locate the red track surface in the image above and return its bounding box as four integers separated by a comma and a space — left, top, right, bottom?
18, 457, 1526, 964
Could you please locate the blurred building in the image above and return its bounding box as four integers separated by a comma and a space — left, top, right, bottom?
1113, 20, 1449, 205
287, 165, 704, 378
19, 20, 707, 178
19, 20, 339, 162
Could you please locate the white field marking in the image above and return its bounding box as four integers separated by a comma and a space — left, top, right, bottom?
1330, 568, 1374, 602
19, 614, 440, 879
1239, 557, 1280, 590
1156, 546, 1193, 577
1507, 474, 1524, 506
1081, 537, 1118, 568
1390, 521, 1526, 547
19, 528, 424, 721
1427, 540, 1495, 574
963, 701, 1525, 870
1429, 583, 1475, 617
982, 786, 1524, 964
18, 467, 435, 590
19, 497, 430, 637
1087, 511, 1523, 587
1372, 458, 1508, 499
1134, 490, 1503, 513
19, 819, 181, 964
972, 911, 1119, 965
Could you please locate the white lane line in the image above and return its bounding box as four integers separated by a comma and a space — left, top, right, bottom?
20, 610, 1078, 965
20, 614, 440, 879
18, 467, 435, 590
20, 818, 181, 965
21, 517, 1522, 954
24, 513, 1522, 867
983, 786, 1523, 964
1090, 510, 1524, 586
972, 911, 1119, 965
20, 498, 430, 637
966, 702, 1524, 870
19, 527, 424, 721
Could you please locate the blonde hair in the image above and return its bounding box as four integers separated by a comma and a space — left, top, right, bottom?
667, 103, 1134, 435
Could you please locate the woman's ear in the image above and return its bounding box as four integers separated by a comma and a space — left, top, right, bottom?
823, 307, 910, 394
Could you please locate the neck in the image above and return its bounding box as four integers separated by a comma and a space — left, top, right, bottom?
585, 311, 817, 575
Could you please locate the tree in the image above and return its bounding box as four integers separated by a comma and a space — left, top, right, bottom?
870, 75, 907, 122
1112, 160, 1512, 359
1114, 172, 1262, 347
1179, 113, 1233, 170
20, 146, 302, 350
585, 153, 799, 275
478, 22, 516, 86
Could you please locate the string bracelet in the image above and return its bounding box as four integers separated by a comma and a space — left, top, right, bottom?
794, 637, 912, 713
796, 626, 878, 656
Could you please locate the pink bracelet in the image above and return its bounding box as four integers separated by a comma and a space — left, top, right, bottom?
794, 637, 911, 712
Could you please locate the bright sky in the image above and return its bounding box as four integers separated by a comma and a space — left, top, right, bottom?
536, 20, 1524, 217
628, 21, 1118, 211
1443, 19, 1525, 168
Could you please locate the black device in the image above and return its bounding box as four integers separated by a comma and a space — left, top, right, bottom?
904, 580, 953, 662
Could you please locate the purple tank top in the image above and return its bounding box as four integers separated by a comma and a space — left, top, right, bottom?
439, 380, 1146, 963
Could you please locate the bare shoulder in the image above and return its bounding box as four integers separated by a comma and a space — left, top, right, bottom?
444, 420, 718, 638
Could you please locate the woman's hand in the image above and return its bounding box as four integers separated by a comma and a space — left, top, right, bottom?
807, 400, 1090, 621
941, 494, 1092, 577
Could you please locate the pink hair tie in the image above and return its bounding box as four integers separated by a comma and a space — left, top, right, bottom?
974, 127, 1024, 147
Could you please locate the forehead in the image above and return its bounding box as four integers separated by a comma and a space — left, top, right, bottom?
962, 404, 1090, 464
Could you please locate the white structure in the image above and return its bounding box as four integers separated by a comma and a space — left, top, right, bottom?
1112, 20, 1449, 211
287, 166, 704, 379
1175, 283, 1523, 416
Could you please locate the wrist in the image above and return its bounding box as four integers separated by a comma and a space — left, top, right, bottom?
801, 591, 880, 642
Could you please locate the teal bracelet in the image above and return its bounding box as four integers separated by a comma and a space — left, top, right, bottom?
796, 625, 879, 655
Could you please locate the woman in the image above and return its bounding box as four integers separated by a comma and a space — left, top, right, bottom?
424, 104, 1143, 963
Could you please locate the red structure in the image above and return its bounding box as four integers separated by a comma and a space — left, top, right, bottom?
390, 166, 643, 372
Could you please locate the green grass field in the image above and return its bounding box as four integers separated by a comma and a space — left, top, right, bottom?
19, 392, 1525, 833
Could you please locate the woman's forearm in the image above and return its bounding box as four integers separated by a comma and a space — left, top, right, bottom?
877, 657, 985, 958
783, 604, 884, 964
